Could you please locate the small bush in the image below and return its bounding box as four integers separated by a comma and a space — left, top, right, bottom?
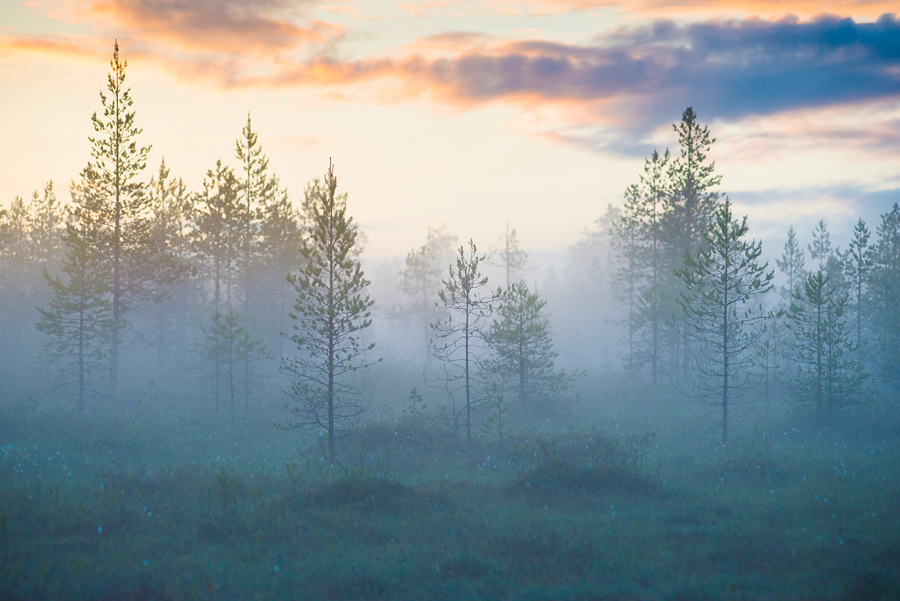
314, 477, 431, 513
508, 430, 659, 498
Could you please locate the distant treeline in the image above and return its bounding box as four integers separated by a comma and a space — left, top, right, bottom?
1, 43, 898, 447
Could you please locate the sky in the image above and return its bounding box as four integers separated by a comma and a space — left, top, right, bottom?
1, 0, 899, 260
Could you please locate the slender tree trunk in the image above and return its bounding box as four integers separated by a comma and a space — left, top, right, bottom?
465, 304, 471, 442
78, 298, 86, 415
229, 333, 235, 423
327, 223, 336, 462
178, 281, 187, 365
244, 360, 249, 421
111, 82, 122, 399
519, 337, 526, 406
722, 277, 729, 444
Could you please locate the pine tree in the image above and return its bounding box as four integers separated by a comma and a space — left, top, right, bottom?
843, 218, 873, 350
490, 221, 530, 289
36, 225, 115, 413
482, 281, 570, 416
193, 160, 243, 314
785, 271, 866, 425
0, 197, 37, 373
871, 204, 900, 390
235, 114, 274, 317
147, 158, 192, 366
775, 225, 807, 304
29, 181, 66, 384
430, 239, 499, 441
4, 196, 29, 260
28, 181, 64, 271
808, 220, 833, 272
612, 184, 644, 370
666, 108, 722, 375
636, 149, 673, 385
71, 41, 180, 393
398, 224, 457, 346
666, 107, 721, 260
675, 199, 774, 443
257, 184, 303, 356
280, 160, 378, 461
612, 149, 674, 383
198, 310, 269, 422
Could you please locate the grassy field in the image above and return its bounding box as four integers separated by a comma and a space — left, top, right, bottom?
1, 387, 899, 601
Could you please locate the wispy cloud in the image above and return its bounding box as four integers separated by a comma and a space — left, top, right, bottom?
85, 0, 344, 56
0, 33, 106, 60
487, 0, 900, 19
731, 184, 900, 248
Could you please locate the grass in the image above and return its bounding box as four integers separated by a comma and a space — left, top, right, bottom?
1, 394, 899, 600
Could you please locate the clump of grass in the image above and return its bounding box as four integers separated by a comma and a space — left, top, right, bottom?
508, 430, 660, 498
721, 427, 786, 484
314, 471, 452, 514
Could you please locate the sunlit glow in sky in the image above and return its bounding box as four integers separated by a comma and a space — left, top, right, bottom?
1, 0, 898, 258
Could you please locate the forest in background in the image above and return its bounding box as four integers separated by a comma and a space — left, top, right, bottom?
1, 43, 897, 445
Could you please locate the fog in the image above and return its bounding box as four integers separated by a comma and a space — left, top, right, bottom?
2, 102, 899, 600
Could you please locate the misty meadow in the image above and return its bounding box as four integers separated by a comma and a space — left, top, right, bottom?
1, 42, 899, 601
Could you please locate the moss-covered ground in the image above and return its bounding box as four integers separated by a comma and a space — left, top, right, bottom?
1, 389, 898, 600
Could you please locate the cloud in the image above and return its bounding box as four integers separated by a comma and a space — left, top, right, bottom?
731, 184, 900, 248
0, 34, 106, 60
488, 0, 900, 20
255, 14, 900, 138
5, 7, 899, 158
84, 0, 345, 55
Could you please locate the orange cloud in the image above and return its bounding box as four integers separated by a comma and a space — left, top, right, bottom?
0, 34, 106, 61
83, 0, 345, 56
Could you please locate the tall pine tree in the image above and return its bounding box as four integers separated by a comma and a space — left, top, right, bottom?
280, 160, 377, 461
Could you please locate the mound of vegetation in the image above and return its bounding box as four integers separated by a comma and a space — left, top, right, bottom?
313, 476, 429, 513
507, 430, 660, 498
